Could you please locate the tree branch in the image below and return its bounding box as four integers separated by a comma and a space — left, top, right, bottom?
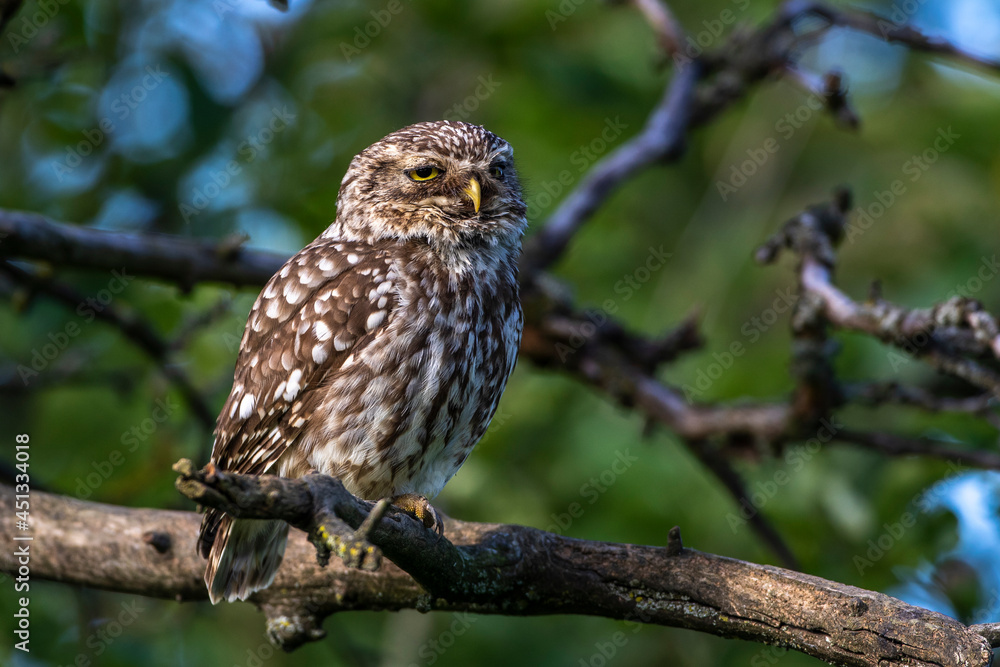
522, 57, 699, 273
2, 480, 994, 665
786, 0, 1000, 74
0, 208, 283, 290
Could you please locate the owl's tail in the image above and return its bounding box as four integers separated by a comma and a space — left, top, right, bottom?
198, 509, 289, 604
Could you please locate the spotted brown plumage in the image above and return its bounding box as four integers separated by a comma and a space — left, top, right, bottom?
199, 121, 527, 603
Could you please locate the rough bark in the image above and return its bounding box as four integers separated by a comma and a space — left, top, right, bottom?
1, 481, 994, 665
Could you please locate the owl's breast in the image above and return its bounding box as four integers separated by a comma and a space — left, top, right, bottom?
302, 248, 522, 499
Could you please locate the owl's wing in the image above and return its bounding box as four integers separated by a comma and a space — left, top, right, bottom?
199, 238, 398, 557
212, 238, 399, 477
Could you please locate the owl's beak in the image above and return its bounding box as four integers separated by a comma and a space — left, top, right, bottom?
462, 177, 481, 214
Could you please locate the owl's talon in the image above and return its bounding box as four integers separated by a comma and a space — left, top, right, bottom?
391, 493, 445, 536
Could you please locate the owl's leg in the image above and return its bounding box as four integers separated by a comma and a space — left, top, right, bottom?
391, 493, 445, 536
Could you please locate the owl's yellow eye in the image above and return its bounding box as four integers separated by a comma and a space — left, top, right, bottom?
491, 165, 504, 179
409, 166, 441, 181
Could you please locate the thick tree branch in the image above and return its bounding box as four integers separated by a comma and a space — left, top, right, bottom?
1, 481, 994, 665
0, 208, 283, 289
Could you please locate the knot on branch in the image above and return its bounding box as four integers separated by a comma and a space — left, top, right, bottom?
755, 187, 851, 268
263, 607, 327, 652
666, 525, 684, 556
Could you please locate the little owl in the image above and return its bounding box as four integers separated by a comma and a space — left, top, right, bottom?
198, 120, 526, 603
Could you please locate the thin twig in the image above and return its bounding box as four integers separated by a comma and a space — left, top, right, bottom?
837, 430, 1000, 470
846, 382, 999, 418
784, 0, 1000, 74
628, 0, 685, 60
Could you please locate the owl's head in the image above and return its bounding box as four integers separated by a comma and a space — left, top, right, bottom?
330, 121, 526, 253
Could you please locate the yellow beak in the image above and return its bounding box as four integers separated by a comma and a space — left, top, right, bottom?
463, 177, 481, 213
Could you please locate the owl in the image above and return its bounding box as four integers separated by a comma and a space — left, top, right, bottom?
197, 121, 527, 604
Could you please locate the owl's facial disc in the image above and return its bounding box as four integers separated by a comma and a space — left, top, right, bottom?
330, 121, 526, 250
